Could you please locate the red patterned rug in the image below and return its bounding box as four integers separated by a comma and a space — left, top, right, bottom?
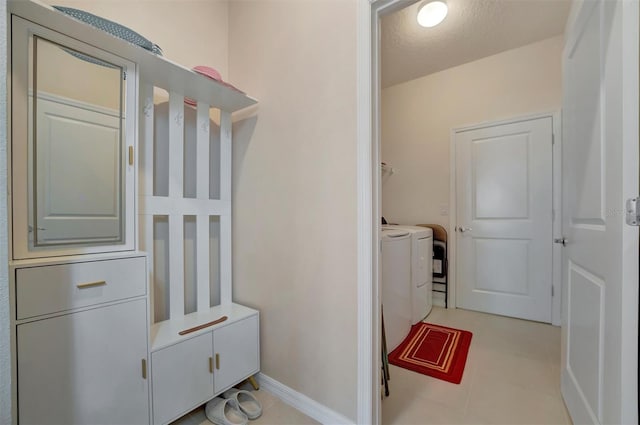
388, 322, 473, 384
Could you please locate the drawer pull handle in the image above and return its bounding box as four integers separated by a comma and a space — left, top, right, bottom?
142, 359, 147, 379
209, 357, 214, 374
178, 315, 228, 336
216, 353, 220, 370
76, 280, 107, 289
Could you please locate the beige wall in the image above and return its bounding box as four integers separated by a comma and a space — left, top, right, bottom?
381, 35, 563, 228
42, 0, 229, 79
229, 0, 358, 420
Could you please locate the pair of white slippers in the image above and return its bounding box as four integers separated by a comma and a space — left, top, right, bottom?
205, 388, 263, 425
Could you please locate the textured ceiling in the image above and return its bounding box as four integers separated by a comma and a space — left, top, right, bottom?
381, 0, 571, 88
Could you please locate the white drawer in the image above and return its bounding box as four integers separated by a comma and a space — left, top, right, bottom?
16, 256, 146, 319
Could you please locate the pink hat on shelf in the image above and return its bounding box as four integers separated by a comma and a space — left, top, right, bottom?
184, 65, 244, 107
193, 65, 222, 81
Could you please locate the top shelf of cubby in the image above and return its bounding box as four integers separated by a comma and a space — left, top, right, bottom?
9, 0, 258, 113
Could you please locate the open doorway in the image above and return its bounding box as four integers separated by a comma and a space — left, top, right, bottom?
379, 0, 566, 320
374, 0, 571, 423
360, 1, 637, 423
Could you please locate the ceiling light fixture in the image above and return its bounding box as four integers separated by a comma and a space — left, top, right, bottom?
417, 0, 448, 28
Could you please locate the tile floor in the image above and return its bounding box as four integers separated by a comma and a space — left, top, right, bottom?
174, 307, 571, 425
382, 307, 572, 425
171, 382, 319, 425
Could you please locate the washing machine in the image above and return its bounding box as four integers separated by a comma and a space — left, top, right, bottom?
383, 225, 433, 323
381, 228, 412, 352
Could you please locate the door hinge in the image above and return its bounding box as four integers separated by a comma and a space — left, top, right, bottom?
626, 198, 640, 226
551, 286, 554, 297
552, 209, 555, 221
552, 133, 555, 145
123, 70, 127, 80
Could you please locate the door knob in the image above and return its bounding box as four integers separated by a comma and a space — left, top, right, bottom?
554, 237, 568, 246
458, 226, 472, 233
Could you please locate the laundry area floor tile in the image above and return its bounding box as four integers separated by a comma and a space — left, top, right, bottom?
382, 307, 572, 425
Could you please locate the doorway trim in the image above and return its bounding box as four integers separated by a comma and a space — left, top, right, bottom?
448, 111, 563, 325
356, 0, 409, 423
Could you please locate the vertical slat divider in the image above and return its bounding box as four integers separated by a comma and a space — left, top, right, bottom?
139, 83, 155, 323
220, 111, 232, 202
220, 214, 232, 304
169, 214, 185, 318
196, 102, 210, 200
196, 215, 210, 312
141, 91, 239, 317
169, 91, 184, 199
143, 215, 155, 323
220, 111, 232, 304
169, 91, 185, 318
140, 83, 154, 197
196, 102, 211, 312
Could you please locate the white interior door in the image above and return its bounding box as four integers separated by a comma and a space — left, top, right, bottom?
35, 95, 122, 245
456, 116, 553, 322
560, 1, 638, 424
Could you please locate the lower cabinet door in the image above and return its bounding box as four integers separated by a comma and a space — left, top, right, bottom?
213, 315, 260, 393
17, 299, 149, 425
152, 333, 214, 424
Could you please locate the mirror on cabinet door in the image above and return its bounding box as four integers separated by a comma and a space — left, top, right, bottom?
11, 17, 137, 259
32, 37, 124, 246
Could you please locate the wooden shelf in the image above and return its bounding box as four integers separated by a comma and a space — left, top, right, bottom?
9, 0, 258, 113
150, 303, 259, 352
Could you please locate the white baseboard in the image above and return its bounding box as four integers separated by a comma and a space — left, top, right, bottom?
256, 373, 355, 425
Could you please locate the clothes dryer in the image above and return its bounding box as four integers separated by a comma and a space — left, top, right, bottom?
383, 225, 433, 323
381, 228, 412, 352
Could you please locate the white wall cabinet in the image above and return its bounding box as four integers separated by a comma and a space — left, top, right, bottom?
151, 313, 260, 425
17, 298, 149, 425
8, 3, 260, 425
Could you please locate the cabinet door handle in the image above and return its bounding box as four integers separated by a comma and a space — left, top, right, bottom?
141, 358, 147, 379
209, 357, 214, 374
215, 353, 220, 370
76, 280, 107, 289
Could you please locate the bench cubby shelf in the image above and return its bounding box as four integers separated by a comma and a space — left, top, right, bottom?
132, 10, 259, 423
